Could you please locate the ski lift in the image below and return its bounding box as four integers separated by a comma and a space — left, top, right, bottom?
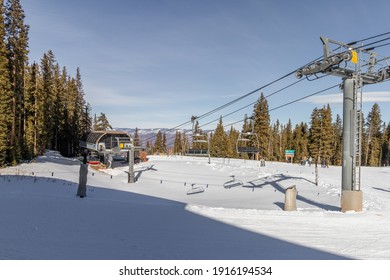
236, 115, 259, 154
187, 116, 209, 156
187, 183, 205, 195
223, 175, 243, 189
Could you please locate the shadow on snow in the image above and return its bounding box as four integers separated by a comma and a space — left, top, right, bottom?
0, 174, 348, 260
227, 173, 341, 212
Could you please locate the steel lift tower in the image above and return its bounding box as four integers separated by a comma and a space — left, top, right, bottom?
296, 37, 390, 212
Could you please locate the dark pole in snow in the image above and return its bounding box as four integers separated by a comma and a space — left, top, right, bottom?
208, 132, 211, 164
128, 145, 135, 183
77, 150, 88, 198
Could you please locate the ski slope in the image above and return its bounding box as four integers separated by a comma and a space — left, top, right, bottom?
1, 151, 390, 260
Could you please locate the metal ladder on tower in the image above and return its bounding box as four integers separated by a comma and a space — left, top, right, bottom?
353, 75, 363, 191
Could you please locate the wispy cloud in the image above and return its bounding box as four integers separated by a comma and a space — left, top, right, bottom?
303, 91, 390, 104
86, 86, 171, 108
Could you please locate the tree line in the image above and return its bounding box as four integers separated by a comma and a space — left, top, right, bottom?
0, 0, 91, 166
148, 92, 390, 167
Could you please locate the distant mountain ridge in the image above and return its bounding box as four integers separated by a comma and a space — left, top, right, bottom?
115, 128, 211, 147
115, 128, 189, 147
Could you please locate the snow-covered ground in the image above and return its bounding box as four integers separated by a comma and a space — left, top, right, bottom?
1, 151, 390, 260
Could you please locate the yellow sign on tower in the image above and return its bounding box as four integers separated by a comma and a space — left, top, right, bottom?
351, 50, 358, 64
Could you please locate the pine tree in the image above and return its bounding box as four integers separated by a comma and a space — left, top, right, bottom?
321, 105, 334, 165
133, 127, 141, 147
23, 62, 38, 159
253, 93, 270, 159
308, 105, 334, 165
281, 119, 293, 153
5, 0, 29, 163
162, 133, 167, 153
331, 114, 343, 165
181, 132, 189, 154
51, 63, 63, 151
270, 120, 282, 161
146, 141, 152, 154
366, 103, 383, 166
93, 113, 98, 130
362, 112, 371, 166
154, 130, 164, 154
39, 51, 56, 150
210, 116, 228, 158
82, 103, 92, 136
0, 0, 12, 165
94, 112, 112, 131
59, 66, 72, 156
173, 130, 182, 155
227, 126, 239, 158
381, 123, 390, 166
286, 119, 294, 149
309, 107, 322, 163
292, 122, 309, 163
76, 68, 91, 142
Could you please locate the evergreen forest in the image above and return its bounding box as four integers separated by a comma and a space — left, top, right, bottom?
0, 0, 91, 166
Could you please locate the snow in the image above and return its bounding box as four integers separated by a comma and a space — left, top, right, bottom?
1, 151, 390, 260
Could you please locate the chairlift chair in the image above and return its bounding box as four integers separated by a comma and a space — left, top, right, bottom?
236, 132, 259, 154
187, 184, 205, 195
236, 115, 259, 154
186, 116, 210, 156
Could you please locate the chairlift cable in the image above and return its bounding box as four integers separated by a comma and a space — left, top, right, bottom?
142, 33, 390, 143
353, 36, 390, 51
196, 33, 390, 126
362, 41, 390, 52
191, 36, 390, 126
223, 84, 340, 128
352, 31, 390, 44
199, 78, 305, 129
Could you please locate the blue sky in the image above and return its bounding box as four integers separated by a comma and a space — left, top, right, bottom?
22, 0, 390, 130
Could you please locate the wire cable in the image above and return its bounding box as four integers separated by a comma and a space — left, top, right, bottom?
363, 41, 390, 52
352, 31, 390, 44
223, 84, 340, 128
195, 70, 298, 121
196, 33, 390, 125
355, 36, 390, 51
140, 32, 390, 144
199, 78, 305, 129
141, 70, 300, 143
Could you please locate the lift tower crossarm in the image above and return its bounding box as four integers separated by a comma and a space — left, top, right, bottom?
320, 36, 355, 59
297, 36, 390, 85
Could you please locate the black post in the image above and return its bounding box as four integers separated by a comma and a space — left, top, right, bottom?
77, 149, 88, 198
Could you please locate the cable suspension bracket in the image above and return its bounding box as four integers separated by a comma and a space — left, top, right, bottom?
296, 36, 390, 85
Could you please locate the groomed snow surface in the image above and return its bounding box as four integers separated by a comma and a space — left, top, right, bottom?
1, 151, 390, 260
